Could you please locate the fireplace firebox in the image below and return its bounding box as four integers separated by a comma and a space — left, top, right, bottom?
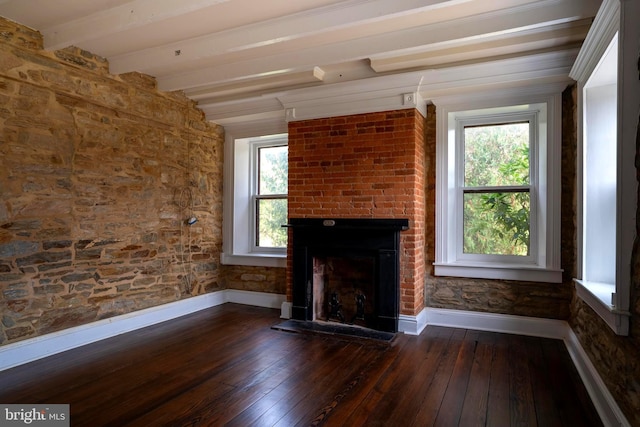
288, 218, 409, 333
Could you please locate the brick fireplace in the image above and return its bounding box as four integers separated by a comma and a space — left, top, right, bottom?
286, 109, 426, 330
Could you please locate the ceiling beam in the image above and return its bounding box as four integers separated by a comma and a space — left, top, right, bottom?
106, 0, 462, 75
41, 0, 231, 51
154, 0, 597, 92
370, 19, 592, 72
184, 67, 325, 103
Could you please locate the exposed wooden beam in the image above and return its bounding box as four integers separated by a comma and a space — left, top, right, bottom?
154, 0, 596, 92
107, 0, 462, 75
42, 0, 232, 51
370, 19, 592, 72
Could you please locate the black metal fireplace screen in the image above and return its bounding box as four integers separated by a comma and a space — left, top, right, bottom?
287, 218, 409, 333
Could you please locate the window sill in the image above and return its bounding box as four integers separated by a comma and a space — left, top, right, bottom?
574, 279, 629, 335
434, 262, 563, 283
221, 252, 286, 268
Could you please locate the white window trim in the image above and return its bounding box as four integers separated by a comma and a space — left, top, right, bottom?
221, 132, 287, 268
434, 91, 563, 283
569, 0, 636, 336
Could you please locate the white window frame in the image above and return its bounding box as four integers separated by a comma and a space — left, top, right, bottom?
455, 112, 539, 265
251, 141, 288, 254
434, 92, 562, 283
221, 132, 288, 267
569, 0, 637, 336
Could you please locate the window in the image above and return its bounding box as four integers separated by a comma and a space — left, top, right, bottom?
435, 96, 562, 283
221, 133, 288, 267
461, 119, 533, 259
570, 0, 636, 335
580, 34, 617, 289
253, 143, 288, 251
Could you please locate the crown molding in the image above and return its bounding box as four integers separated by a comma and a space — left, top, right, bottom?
420, 48, 577, 96
199, 96, 283, 122
429, 81, 569, 107
220, 114, 288, 139
278, 71, 426, 121
201, 47, 579, 129
569, 0, 620, 83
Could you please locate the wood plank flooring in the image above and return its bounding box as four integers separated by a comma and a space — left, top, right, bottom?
0, 303, 602, 427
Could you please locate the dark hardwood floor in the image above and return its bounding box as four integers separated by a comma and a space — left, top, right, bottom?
0, 303, 602, 427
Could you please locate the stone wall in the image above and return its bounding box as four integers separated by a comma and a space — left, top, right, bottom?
225, 265, 286, 294
0, 18, 225, 345
571, 295, 640, 426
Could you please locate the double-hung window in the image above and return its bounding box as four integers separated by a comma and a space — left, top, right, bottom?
435, 96, 562, 283
221, 133, 288, 267
460, 117, 534, 260
253, 143, 288, 252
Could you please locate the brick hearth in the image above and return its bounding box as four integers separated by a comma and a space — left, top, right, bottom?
286, 109, 426, 316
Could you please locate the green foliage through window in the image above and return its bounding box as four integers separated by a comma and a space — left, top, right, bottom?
256, 145, 288, 248
463, 122, 531, 256
257, 198, 287, 247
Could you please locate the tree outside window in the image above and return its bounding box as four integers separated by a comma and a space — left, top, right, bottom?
255, 145, 288, 248
462, 122, 531, 256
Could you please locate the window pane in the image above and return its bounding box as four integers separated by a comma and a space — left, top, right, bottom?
257, 198, 288, 248
259, 145, 288, 195
464, 123, 530, 187
463, 192, 530, 256
583, 84, 617, 284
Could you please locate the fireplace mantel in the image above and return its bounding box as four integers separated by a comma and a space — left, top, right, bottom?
285, 218, 409, 231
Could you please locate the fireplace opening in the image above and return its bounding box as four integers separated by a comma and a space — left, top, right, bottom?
288, 218, 409, 333
313, 255, 376, 328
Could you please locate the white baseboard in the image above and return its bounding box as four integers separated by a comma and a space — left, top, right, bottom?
421, 307, 629, 427
0, 290, 284, 372
424, 307, 569, 339
398, 308, 428, 335
225, 289, 286, 309
564, 328, 631, 427
280, 301, 292, 319
400, 307, 567, 339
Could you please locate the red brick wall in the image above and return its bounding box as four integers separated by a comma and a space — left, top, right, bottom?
287, 109, 426, 316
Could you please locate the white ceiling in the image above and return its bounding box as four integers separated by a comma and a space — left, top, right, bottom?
0, 0, 601, 130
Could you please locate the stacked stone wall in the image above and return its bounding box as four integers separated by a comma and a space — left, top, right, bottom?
0, 18, 225, 345
225, 266, 286, 294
